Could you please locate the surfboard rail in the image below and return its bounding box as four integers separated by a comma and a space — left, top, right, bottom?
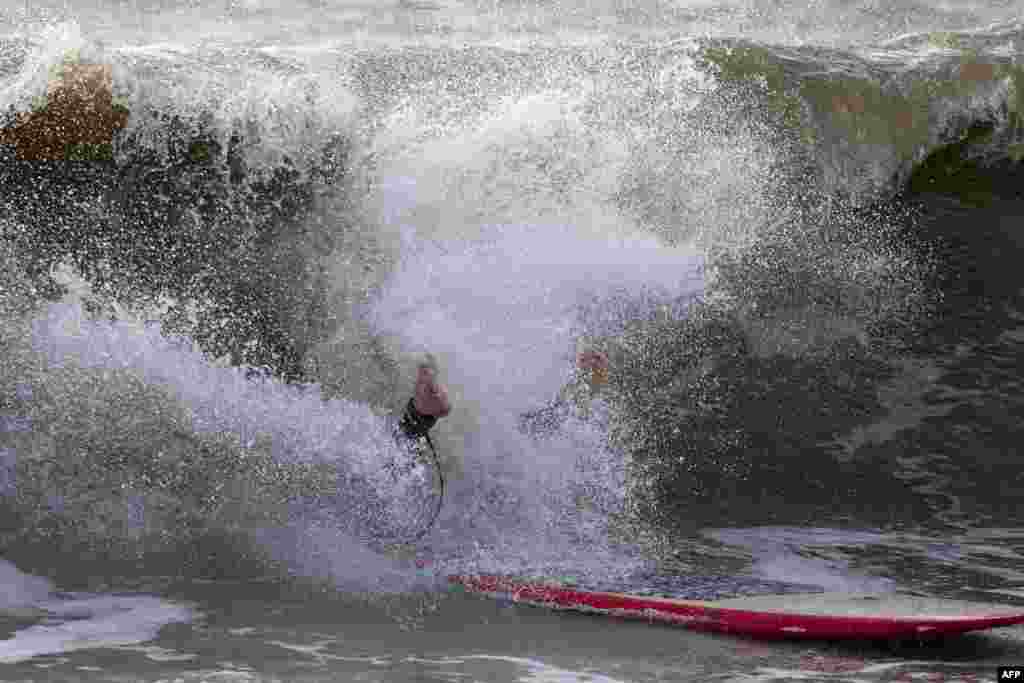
448, 574, 1024, 640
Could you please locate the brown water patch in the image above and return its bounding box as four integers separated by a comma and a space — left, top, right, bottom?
0, 62, 128, 161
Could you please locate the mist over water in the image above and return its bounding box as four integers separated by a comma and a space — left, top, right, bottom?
366, 220, 704, 575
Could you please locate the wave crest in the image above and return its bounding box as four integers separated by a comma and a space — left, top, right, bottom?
696, 25, 1024, 202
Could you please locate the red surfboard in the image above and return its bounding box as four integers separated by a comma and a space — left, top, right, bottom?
449, 574, 1024, 640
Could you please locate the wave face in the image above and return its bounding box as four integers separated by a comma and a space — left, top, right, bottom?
0, 11, 1021, 608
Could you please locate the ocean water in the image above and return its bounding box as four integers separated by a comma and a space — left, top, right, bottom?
0, 1, 1023, 681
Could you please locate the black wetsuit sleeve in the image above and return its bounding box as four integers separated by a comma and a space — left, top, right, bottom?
398, 398, 438, 440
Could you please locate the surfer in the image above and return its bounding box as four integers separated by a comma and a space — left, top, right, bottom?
380, 348, 607, 544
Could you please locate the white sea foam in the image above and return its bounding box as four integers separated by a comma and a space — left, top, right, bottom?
707, 527, 898, 593
0, 560, 52, 611
459, 655, 632, 683
0, 588, 193, 664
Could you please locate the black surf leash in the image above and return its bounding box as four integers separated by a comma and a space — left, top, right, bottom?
404, 430, 445, 544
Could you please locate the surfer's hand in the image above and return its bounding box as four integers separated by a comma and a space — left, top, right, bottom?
413, 366, 451, 418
